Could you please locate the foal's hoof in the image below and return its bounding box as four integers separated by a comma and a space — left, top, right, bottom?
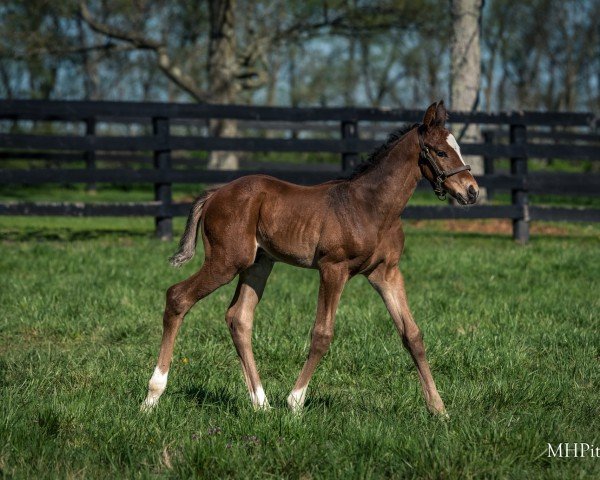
140, 398, 158, 413
287, 400, 304, 416
437, 410, 450, 421
426, 397, 449, 419
428, 405, 449, 420
289, 405, 304, 417
253, 402, 272, 412
287, 389, 306, 415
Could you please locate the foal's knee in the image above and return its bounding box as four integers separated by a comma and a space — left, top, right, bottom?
311, 329, 334, 356
403, 328, 425, 356
226, 309, 252, 339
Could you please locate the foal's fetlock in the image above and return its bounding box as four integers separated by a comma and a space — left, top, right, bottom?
427, 400, 449, 419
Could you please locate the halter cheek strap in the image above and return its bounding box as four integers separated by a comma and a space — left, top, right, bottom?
417, 126, 471, 200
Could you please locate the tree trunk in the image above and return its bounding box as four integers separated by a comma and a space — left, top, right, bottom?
207, 0, 239, 170
450, 0, 485, 200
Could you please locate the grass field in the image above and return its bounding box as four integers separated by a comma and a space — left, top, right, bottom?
1, 216, 599, 479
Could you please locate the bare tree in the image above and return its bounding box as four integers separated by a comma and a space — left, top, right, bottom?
77, 1, 343, 169
79, 3, 208, 102
79, 0, 270, 169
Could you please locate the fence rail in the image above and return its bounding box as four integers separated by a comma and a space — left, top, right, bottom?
1, 133, 598, 159
1, 99, 598, 126
1, 100, 599, 243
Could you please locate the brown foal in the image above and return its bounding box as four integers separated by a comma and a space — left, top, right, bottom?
142, 101, 479, 416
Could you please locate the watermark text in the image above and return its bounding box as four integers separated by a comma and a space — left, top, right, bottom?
547, 443, 599, 458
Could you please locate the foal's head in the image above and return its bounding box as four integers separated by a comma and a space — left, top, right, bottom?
417, 101, 479, 205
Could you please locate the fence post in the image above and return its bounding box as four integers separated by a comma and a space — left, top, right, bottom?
341, 120, 359, 172
510, 124, 529, 243
153, 117, 172, 240
483, 130, 494, 201
84, 117, 97, 193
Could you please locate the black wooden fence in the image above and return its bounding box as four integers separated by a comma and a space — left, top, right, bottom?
1, 100, 598, 243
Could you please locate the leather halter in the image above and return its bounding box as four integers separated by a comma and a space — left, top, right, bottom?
417, 125, 471, 200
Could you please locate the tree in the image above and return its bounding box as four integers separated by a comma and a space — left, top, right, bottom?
79, 0, 271, 169
2, 0, 597, 121
207, 0, 240, 169
76, 1, 350, 168
450, 0, 484, 200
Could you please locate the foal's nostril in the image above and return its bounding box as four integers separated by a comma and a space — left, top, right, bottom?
467, 184, 478, 201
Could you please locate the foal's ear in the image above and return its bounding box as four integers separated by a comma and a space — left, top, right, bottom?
423, 100, 448, 129
435, 100, 448, 127
423, 102, 438, 128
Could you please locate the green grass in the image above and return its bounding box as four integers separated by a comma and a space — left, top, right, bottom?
0, 184, 202, 204
1, 216, 599, 479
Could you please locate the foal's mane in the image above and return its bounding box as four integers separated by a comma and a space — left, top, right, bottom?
347, 123, 420, 180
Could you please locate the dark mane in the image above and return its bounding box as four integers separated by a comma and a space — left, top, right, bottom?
346, 123, 420, 180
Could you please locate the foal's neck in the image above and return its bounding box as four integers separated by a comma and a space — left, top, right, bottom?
351, 128, 422, 219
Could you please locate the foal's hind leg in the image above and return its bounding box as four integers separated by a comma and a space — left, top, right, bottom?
141, 258, 239, 411
226, 251, 274, 410
367, 263, 447, 416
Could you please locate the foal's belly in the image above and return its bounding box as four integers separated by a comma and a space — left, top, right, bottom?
256, 190, 327, 268
256, 210, 322, 268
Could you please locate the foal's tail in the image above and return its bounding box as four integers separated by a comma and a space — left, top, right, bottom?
169, 189, 217, 267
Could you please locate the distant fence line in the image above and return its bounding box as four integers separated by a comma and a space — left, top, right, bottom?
0, 100, 599, 243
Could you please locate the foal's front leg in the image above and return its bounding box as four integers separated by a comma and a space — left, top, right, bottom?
287, 266, 348, 413
368, 264, 447, 416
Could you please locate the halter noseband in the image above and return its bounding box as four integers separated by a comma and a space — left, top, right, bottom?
417, 125, 471, 200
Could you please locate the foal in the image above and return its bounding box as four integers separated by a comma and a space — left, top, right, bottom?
142, 101, 478, 416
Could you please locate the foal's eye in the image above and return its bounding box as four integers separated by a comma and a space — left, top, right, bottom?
436, 150, 447, 157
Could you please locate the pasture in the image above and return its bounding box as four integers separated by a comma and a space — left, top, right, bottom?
1, 216, 598, 479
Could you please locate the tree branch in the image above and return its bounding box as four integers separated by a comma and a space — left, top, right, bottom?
79, 2, 208, 102
237, 70, 268, 91
3, 42, 138, 60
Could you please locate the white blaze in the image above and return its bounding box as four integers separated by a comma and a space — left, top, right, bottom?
446, 133, 466, 165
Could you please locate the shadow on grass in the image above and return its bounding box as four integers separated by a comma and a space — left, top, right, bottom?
181, 385, 337, 413
1, 228, 153, 242
407, 229, 511, 242
183, 385, 240, 413
304, 394, 337, 410
406, 226, 598, 242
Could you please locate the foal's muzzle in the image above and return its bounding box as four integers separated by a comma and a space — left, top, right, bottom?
453, 183, 479, 205
467, 184, 479, 203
